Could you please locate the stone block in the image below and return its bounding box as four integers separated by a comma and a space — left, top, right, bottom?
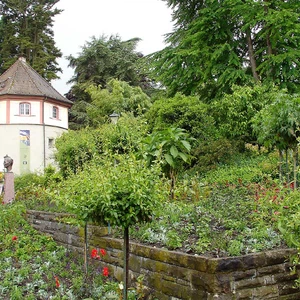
25, 210, 300, 300
215, 257, 244, 272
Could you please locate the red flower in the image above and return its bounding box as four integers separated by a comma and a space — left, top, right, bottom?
91, 248, 98, 259
102, 267, 109, 277
91, 248, 101, 259
54, 276, 60, 288
12, 236, 17, 241
100, 248, 106, 256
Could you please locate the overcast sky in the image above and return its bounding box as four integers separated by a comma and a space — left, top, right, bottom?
51, 0, 173, 95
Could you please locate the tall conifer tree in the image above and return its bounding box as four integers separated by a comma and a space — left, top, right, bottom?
0, 0, 62, 81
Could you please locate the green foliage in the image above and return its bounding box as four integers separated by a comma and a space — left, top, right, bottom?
0, 0, 62, 80
145, 93, 218, 141
166, 230, 182, 249
276, 190, 300, 248
212, 84, 277, 141
86, 79, 152, 127
126, 176, 283, 256
54, 129, 98, 177
66, 35, 148, 101
252, 92, 300, 150
55, 115, 147, 177
143, 127, 193, 170
192, 138, 238, 172
68, 100, 91, 130
142, 126, 194, 198
14, 173, 44, 191
14, 167, 65, 213
151, 0, 300, 98
55, 154, 167, 227
202, 152, 279, 185
96, 114, 148, 154
0, 202, 132, 299
227, 240, 244, 257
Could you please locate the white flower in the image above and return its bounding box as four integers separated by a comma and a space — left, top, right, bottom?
119, 282, 124, 290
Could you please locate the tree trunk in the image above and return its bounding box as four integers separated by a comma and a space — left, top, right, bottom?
123, 226, 129, 300
246, 28, 259, 82
263, 0, 276, 78
84, 222, 88, 275
285, 149, 289, 184
169, 169, 176, 200
293, 146, 298, 190
279, 149, 283, 182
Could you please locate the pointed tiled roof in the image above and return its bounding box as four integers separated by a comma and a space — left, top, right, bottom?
0, 57, 72, 105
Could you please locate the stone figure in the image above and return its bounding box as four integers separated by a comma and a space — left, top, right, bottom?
4, 155, 13, 172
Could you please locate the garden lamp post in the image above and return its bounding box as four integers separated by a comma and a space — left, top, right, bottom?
109, 112, 120, 124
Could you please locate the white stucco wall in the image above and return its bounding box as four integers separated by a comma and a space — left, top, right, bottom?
44, 102, 68, 129
10, 100, 41, 124
0, 124, 67, 175
0, 101, 6, 123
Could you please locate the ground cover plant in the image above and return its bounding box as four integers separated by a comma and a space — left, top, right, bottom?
13, 149, 300, 258
0, 202, 146, 299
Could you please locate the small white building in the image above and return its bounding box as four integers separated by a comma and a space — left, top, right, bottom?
0, 57, 73, 175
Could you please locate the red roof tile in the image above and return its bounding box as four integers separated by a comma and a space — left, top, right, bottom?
0, 57, 72, 105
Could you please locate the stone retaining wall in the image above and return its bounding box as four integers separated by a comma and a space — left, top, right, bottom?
26, 210, 300, 300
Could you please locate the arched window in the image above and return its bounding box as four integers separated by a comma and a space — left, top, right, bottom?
19, 102, 31, 116
52, 106, 59, 119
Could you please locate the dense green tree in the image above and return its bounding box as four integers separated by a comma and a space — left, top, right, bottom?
211, 84, 278, 142
85, 79, 151, 127
55, 154, 166, 298
145, 93, 217, 141
66, 35, 150, 101
152, 0, 300, 98
252, 92, 300, 187
0, 0, 62, 80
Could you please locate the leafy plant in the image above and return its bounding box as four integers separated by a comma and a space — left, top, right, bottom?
142, 127, 194, 199
54, 153, 167, 299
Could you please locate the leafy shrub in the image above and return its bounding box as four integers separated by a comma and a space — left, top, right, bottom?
202, 152, 278, 185
55, 115, 148, 178
14, 173, 44, 191
96, 114, 148, 154
53, 154, 167, 226
54, 128, 98, 178
14, 167, 65, 213
192, 138, 238, 172
146, 93, 218, 141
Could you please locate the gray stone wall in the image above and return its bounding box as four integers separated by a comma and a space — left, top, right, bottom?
26, 210, 300, 300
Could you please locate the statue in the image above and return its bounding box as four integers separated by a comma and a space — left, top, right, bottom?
3, 155, 14, 204
4, 155, 13, 172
